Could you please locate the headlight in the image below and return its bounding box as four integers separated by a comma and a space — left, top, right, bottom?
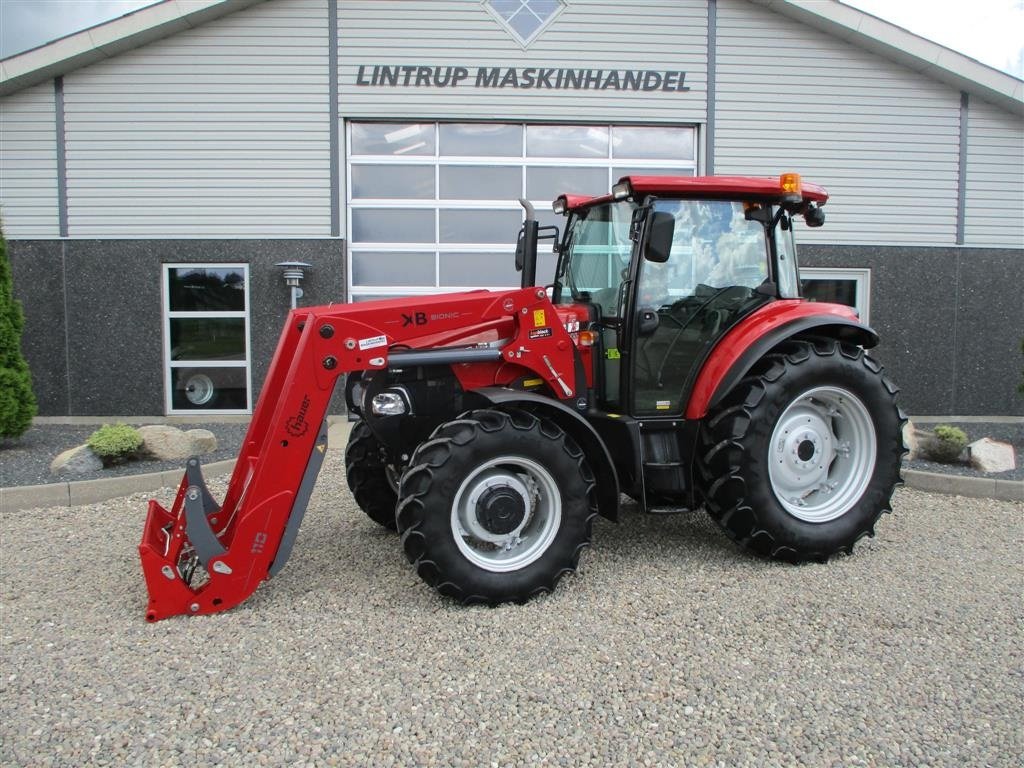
371, 391, 408, 416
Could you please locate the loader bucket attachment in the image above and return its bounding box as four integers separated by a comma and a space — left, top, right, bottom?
138, 311, 333, 622
137, 286, 581, 621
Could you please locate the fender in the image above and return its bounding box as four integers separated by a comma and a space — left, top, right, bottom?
686, 300, 878, 419
465, 387, 620, 522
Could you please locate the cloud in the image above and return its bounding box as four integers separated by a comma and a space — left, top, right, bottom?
1, 0, 154, 59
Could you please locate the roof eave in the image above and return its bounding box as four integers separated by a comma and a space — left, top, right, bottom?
0, 0, 268, 97
749, 0, 1024, 116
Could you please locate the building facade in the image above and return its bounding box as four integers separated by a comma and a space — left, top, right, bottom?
1, 0, 1022, 417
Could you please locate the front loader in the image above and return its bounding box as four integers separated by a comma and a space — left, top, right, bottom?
140, 173, 905, 621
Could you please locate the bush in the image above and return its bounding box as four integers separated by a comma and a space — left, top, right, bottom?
925, 425, 969, 464
88, 424, 143, 463
0, 224, 37, 439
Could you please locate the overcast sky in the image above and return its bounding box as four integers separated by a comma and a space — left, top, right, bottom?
1, 0, 1022, 79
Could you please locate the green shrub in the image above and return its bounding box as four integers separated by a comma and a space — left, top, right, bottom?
925, 425, 968, 464
87, 424, 143, 463
0, 224, 37, 439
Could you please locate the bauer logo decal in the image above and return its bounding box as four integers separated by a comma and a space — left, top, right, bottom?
285, 395, 312, 437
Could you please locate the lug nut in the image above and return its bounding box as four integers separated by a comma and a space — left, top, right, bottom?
323, 356, 337, 370
320, 324, 334, 339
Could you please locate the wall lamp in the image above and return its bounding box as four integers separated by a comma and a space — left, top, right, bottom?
275, 261, 312, 309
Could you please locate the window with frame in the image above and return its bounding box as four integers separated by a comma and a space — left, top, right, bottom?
800, 267, 871, 324
163, 264, 252, 414
347, 121, 697, 301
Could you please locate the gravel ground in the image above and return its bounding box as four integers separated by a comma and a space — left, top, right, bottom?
0, 423, 250, 488
1, 447, 1021, 767
906, 421, 1024, 481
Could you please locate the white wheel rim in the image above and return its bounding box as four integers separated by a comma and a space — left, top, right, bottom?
183, 373, 215, 406
768, 386, 876, 523
450, 455, 562, 573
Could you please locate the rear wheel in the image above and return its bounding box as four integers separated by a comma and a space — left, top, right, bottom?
396, 408, 597, 604
698, 338, 905, 562
344, 420, 399, 531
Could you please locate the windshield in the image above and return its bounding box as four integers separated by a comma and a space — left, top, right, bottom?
559, 201, 636, 316
638, 200, 769, 306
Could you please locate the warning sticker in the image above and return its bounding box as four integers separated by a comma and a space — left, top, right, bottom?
533, 309, 546, 327
606, 348, 621, 360
529, 327, 553, 340
358, 334, 387, 351
656, 401, 671, 410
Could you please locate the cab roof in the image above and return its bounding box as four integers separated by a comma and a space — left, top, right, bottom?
555, 174, 829, 213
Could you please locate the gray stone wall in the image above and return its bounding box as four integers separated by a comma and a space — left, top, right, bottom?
8, 239, 345, 416
7, 239, 1022, 417
801, 245, 1024, 417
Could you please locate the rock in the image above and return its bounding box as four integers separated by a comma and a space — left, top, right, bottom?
50, 444, 103, 476
138, 425, 217, 461
903, 420, 920, 460
185, 429, 217, 455
967, 438, 1016, 473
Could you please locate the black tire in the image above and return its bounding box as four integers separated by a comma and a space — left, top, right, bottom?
344, 420, 399, 531
396, 408, 598, 604
698, 338, 906, 562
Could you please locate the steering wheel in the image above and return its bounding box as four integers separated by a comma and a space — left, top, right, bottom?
650, 286, 746, 387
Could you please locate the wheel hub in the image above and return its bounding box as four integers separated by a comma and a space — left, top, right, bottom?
475, 487, 526, 535
768, 386, 877, 523
451, 456, 562, 573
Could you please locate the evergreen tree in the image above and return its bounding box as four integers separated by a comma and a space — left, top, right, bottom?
0, 225, 37, 438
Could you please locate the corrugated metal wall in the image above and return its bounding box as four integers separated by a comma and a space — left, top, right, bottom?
1, 0, 1021, 246
714, 0, 962, 246
964, 97, 1024, 247
0, 82, 59, 237
337, 0, 709, 123
61, 0, 331, 238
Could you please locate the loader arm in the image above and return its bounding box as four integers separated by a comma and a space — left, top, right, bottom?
139, 286, 579, 621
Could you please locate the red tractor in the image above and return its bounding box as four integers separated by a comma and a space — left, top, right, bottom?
139, 174, 905, 621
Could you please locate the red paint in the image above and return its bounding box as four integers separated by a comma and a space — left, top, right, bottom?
684, 300, 860, 419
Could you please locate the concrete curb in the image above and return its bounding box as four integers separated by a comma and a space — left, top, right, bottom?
0, 459, 238, 514
902, 469, 1023, 502
3, 423, 1019, 512
0, 422, 354, 514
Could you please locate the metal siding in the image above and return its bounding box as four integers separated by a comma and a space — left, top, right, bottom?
0, 82, 59, 237
338, 1, 708, 123
964, 98, 1024, 247
714, 0, 961, 246
62, 0, 330, 238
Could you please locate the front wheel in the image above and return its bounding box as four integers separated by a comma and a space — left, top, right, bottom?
698, 339, 905, 562
396, 409, 598, 604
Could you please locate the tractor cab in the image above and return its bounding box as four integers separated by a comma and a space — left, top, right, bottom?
539, 175, 833, 508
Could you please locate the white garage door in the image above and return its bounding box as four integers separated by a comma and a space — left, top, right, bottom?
346, 122, 696, 300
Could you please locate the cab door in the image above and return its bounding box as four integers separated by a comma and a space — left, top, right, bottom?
629, 199, 773, 418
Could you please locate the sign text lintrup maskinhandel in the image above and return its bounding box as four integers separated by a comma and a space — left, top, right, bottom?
355, 65, 690, 92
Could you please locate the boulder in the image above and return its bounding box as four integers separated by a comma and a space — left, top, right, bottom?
903, 420, 920, 460
138, 425, 218, 461
185, 429, 218, 455
50, 444, 103, 476
967, 438, 1016, 474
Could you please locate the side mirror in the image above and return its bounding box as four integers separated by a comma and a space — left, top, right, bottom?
643, 211, 675, 263
804, 204, 826, 228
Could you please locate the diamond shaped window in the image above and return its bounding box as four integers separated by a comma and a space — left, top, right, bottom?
485, 0, 564, 46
